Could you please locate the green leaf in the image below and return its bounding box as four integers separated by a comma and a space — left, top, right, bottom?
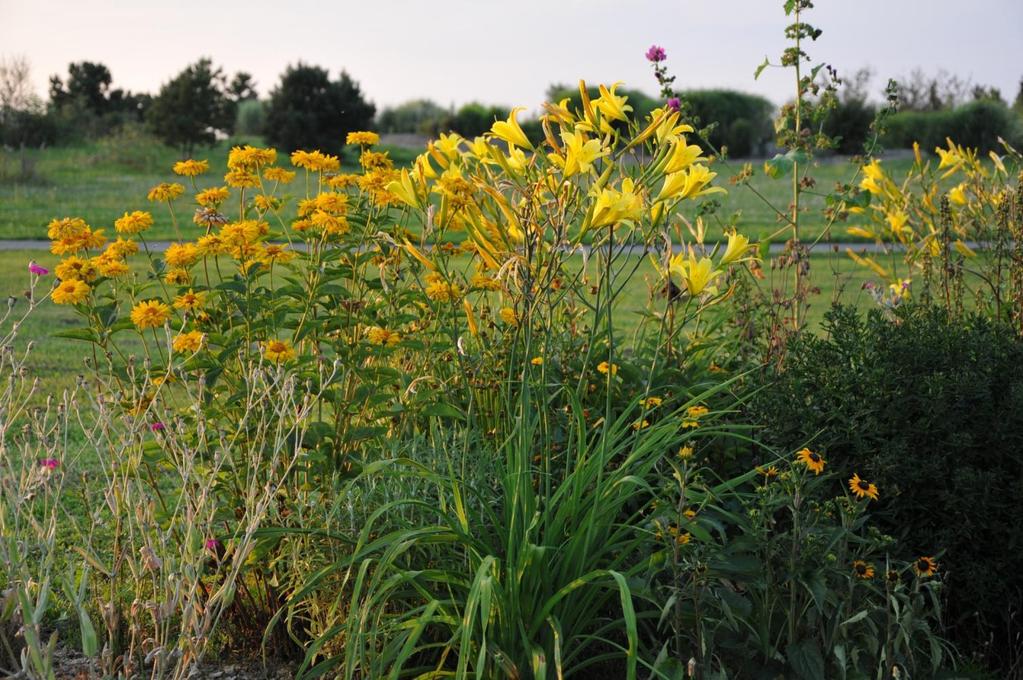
421, 402, 465, 421
787, 640, 825, 680
754, 56, 770, 80
53, 327, 99, 342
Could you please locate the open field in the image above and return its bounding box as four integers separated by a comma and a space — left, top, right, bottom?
0, 134, 915, 243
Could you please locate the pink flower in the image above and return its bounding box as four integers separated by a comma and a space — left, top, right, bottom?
645, 45, 667, 62
40, 458, 59, 470
28, 261, 49, 276
205, 538, 220, 551
667, 97, 681, 112
150, 422, 165, 432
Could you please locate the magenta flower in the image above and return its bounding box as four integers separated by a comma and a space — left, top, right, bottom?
28, 261, 49, 276
150, 422, 165, 432
667, 97, 681, 112
205, 538, 220, 550
645, 45, 667, 62
40, 458, 59, 470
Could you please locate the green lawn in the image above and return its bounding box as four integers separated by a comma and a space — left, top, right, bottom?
0, 133, 912, 243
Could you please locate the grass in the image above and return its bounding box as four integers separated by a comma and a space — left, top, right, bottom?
0, 130, 914, 243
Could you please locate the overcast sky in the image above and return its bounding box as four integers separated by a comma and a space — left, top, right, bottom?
2, 0, 1021, 113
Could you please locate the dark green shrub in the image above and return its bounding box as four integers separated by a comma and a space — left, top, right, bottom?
751, 304, 1023, 673
146, 58, 236, 154
449, 102, 507, 138
884, 100, 1023, 152
377, 99, 449, 135
685, 89, 774, 157
822, 97, 877, 154
263, 63, 375, 154
0, 109, 58, 147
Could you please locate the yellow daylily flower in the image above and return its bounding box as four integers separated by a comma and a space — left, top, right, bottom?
550, 127, 608, 177
593, 82, 632, 123
718, 231, 752, 265
668, 251, 722, 296
953, 240, 977, 258
846, 226, 876, 240
434, 132, 464, 161
491, 107, 533, 149
664, 137, 706, 173
386, 169, 423, 209
885, 211, 909, 237
656, 165, 724, 202
948, 183, 968, 205
589, 178, 644, 229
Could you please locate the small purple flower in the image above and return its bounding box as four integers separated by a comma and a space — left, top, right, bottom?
205, 538, 221, 551
40, 458, 59, 470
667, 97, 681, 112
150, 421, 165, 432
28, 261, 49, 276
645, 45, 667, 63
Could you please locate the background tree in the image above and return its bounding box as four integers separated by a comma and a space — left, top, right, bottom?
264, 63, 375, 153
228, 72, 258, 102
146, 58, 235, 154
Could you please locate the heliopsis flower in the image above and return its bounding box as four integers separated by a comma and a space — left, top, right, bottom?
531, 356, 544, 365
130, 299, 171, 330
499, 307, 517, 325
225, 169, 260, 188
50, 227, 106, 255
290, 150, 340, 172
913, 556, 938, 578
640, 396, 663, 409
95, 256, 130, 278
51, 279, 91, 305
197, 234, 229, 256
227, 145, 276, 170
263, 167, 296, 183
597, 361, 618, 376
164, 243, 199, 268
365, 326, 401, 346
258, 244, 296, 265
757, 464, 778, 479
424, 276, 462, 303
471, 273, 502, 291
347, 131, 380, 146
55, 256, 98, 282
114, 210, 154, 235
172, 159, 209, 177
172, 330, 205, 353
848, 473, 879, 501
682, 404, 709, 428
196, 187, 230, 207
106, 237, 139, 259
795, 447, 826, 475
173, 289, 207, 312
47, 217, 90, 241
262, 339, 296, 363
676, 445, 694, 460
632, 419, 650, 430
194, 207, 228, 229
164, 268, 191, 285
253, 194, 282, 212
147, 183, 185, 202
326, 173, 360, 190
852, 560, 875, 579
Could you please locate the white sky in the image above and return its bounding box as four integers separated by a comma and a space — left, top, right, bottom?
2, 0, 1021, 113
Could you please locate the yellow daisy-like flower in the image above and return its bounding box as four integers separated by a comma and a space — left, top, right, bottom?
147, 183, 185, 202
173, 289, 207, 312
290, 150, 340, 173
196, 187, 230, 208
795, 447, 826, 475
172, 159, 209, 177
365, 326, 401, 346
172, 330, 205, 353
640, 396, 663, 409
95, 256, 129, 278
55, 256, 98, 282
258, 244, 296, 265
263, 167, 296, 184
852, 560, 875, 580
499, 307, 517, 325
682, 404, 709, 428
531, 356, 544, 366
424, 276, 462, 303
197, 234, 229, 256
678, 445, 694, 460
164, 268, 191, 285
105, 237, 138, 259
227, 145, 276, 171
164, 243, 199, 268
262, 339, 296, 364
51, 279, 91, 305
913, 556, 938, 578
225, 169, 260, 188
632, 419, 650, 430
326, 173, 360, 190
115, 210, 154, 235
471, 273, 502, 291
130, 299, 171, 330
597, 361, 618, 376
346, 131, 380, 146
47, 217, 90, 241
848, 473, 879, 501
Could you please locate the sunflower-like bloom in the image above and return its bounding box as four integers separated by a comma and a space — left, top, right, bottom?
164, 243, 199, 268
597, 361, 618, 376
115, 210, 154, 235
47, 217, 90, 241
164, 268, 191, 285
172, 330, 205, 353
130, 299, 171, 330
228, 145, 276, 171
147, 183, 185, 202
290, 150, 340, 173
639, 396, 663, 409
852, 561, 875, 580
173, 159, 209, 177
95, 256, 129, 278
682, 404, 709, 428
499, 307, 517, 325
51, 279, 91, 305
55, 256, 98, 282
173, 289, 207, 312
424, 274, 462, 303
196, 187, 230, 207
263, 167, 296, 184
346, 131, 380, 146
106, 238, 139, 259
262, 339, 296, 363
795, 447, 826, 475
365, 326, 401, 346
848, 473, 879, 501
225, 170, 260, 188
913, 556, 938, 578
